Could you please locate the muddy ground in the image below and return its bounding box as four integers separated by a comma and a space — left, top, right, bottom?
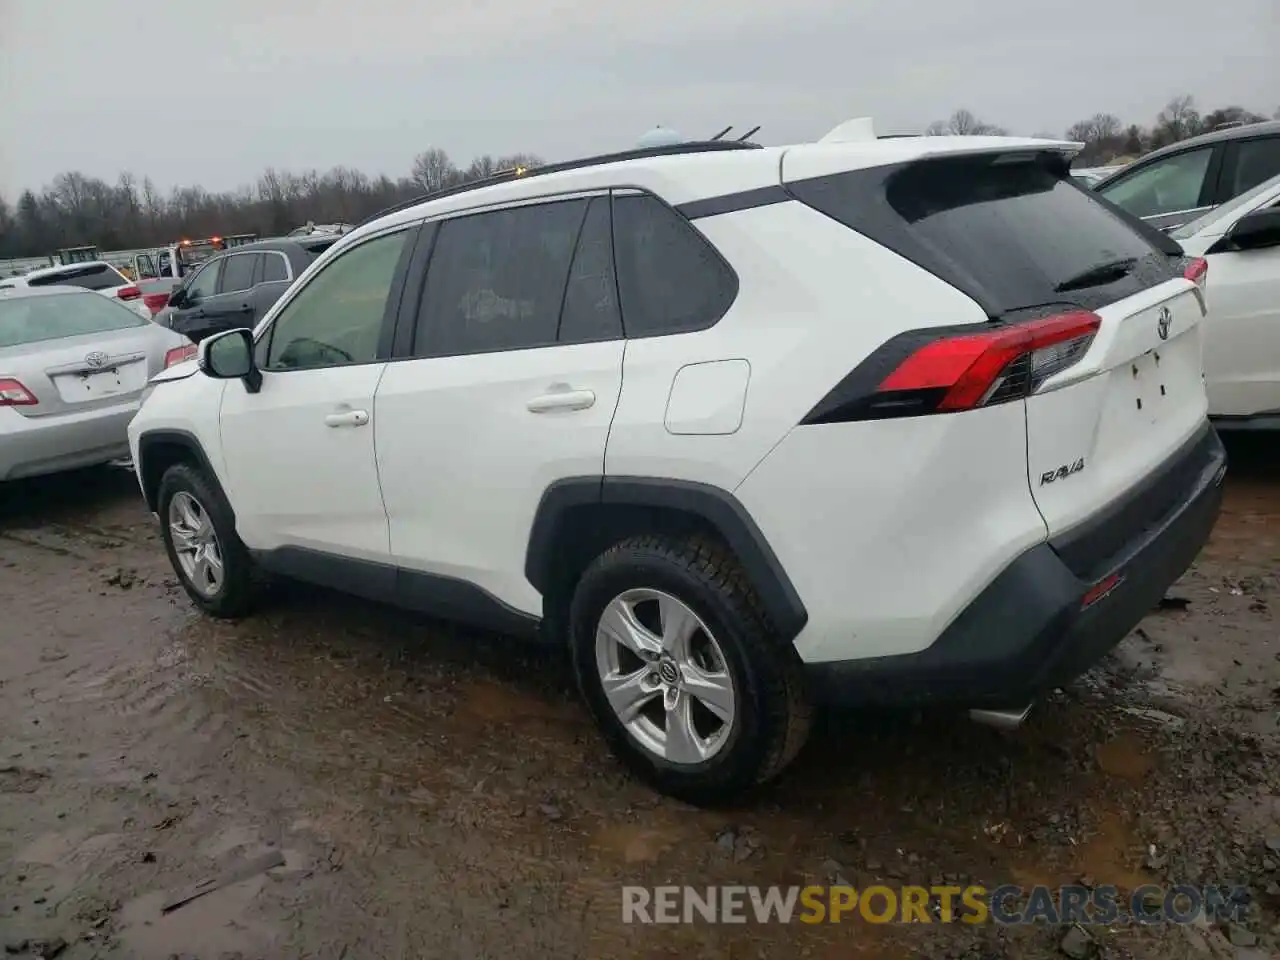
1, 439, 1278, 960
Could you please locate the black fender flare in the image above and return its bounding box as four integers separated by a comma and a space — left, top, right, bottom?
135, 429, 229, 516
525, 476, 809, 641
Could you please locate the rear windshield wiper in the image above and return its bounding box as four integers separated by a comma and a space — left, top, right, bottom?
1053, 257, 1138, 293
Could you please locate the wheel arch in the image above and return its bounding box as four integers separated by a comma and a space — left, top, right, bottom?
136, 429, 229, 518
525, 476, 808, 641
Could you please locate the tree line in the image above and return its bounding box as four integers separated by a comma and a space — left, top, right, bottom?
2, 94, 1277, 260
0, 150, 542, 262
927, 95, 1278, 165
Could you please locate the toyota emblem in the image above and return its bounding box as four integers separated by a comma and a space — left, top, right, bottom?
84, 350, 109, 368
1156, 307, 1172, 341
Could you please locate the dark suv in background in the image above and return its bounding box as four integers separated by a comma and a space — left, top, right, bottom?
1096, 120, 1280, 232
158, 235, 340, 343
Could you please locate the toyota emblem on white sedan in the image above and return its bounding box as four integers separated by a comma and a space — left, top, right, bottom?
1156, 307, 1172, 341
84, 351, 108, 368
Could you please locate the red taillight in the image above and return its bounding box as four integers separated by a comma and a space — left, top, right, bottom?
1183, 257, 1208, 286
0, 377, 38, 406
143, 292, 170, 315
877, 312, 1102, 414
164, 344, 197, 368
116, 286, 142, 301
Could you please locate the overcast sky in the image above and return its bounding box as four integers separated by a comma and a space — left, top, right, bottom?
1, 0, 1276, 198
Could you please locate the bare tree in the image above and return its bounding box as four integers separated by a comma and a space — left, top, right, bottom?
410, 148, 457, 193
1152, 95, 1201, 148
926, 109, 1007, 136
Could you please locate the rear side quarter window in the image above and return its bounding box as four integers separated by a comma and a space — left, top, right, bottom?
611, 193, 737, 338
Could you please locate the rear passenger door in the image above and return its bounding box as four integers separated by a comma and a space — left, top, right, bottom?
249, 249, 294, 323
199, 252, 260, 336
375, 195, 625, 619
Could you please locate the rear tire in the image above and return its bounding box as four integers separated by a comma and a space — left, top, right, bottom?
157, 462, 258, 619
569, 534, 811, 805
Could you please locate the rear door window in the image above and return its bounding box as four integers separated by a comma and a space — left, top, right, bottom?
219, 253, 258, 293
558, 197, 623, 344
789, 154, 1177, 317
413, 199, 588, 357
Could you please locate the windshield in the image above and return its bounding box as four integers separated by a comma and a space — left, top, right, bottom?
0, 292, 146, 349
26, 263, 124, 292
1170, 172, 1280, 240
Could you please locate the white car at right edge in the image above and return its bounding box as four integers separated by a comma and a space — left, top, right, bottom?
128, 118, 1226, 805
1171, 172, 1280, 430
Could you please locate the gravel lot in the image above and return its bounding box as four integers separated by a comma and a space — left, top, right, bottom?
2, 439, 1278, 959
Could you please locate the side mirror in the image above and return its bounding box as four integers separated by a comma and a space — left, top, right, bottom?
199, 328, 262, 393
167, 288, 186, 307
1226, 207, 1280, 250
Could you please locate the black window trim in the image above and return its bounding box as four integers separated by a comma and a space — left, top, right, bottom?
254, 222, 423, 374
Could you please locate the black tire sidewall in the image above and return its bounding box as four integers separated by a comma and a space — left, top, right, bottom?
570, 543, 778, 800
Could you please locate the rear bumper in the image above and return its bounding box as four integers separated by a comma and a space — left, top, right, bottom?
804, 422, 1226, 708
0, 402, 138, 481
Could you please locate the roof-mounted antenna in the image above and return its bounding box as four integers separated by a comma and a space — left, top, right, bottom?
710, 126, 733, 141
736, 126, 761, 142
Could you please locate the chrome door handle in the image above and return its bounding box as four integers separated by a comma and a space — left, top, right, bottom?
324, 409, 370, 428
526, 389, 596, 413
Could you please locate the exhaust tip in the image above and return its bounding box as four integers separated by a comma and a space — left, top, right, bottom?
969, 705, 1033, 730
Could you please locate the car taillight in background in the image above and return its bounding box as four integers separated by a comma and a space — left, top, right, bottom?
1183, 257, 1208, 286
0, 377, 38, 406
143, 292, 170, 315
116, 286, 142, 301
804, 312, 1102, 423
164, 344, 198, 368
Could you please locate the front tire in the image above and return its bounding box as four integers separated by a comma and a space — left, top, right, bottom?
569, 534, 812, 805
157, 462, 258, 618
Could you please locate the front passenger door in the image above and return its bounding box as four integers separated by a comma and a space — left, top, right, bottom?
218, 226, 418, 574
168, 257, 224, 339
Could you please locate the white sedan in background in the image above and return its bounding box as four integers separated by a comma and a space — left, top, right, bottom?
0, 261, 153, 321
1172, 173, 1280, 429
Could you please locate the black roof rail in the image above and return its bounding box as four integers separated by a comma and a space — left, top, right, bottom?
355, 139, 763, 228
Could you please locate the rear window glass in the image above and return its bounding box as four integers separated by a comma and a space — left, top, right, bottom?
790, 155, 1175, 316
0, 292, 146, 348
26, 263, 123, 292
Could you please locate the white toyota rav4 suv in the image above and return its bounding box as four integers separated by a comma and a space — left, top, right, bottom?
128, 120, 1226, 804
